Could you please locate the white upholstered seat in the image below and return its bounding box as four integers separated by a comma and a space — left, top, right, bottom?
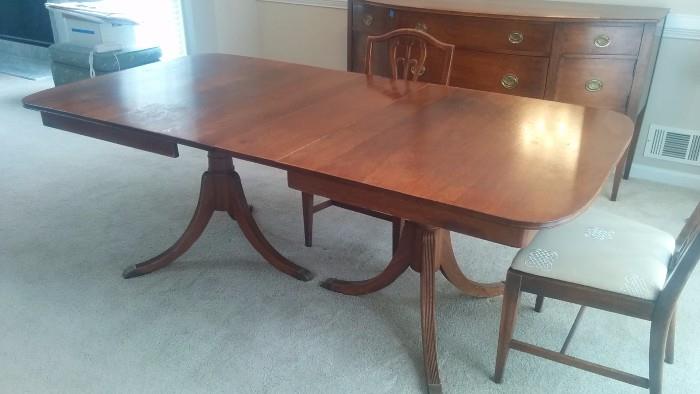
512, 208, 676, 300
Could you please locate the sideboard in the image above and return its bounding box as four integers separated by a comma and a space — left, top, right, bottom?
347, 0, 668, 200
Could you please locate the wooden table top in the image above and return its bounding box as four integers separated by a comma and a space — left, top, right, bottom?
23, 54, 632, 231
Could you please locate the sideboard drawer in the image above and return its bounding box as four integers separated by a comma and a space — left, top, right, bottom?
353, 3, 392, 34
451, 51, 549, 98
394, 11, 554, 55
552, 57, 636, 112
557, 24, 644, 55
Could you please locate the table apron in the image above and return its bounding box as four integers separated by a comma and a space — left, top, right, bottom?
287, 170, 537, 248
41, 112, 180, 158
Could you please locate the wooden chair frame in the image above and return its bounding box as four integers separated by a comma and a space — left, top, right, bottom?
495, 203, 700, 394
301, 28, 455, 249
364, 28, 455, 84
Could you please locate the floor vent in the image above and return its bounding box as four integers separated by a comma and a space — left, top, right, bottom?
644, 124, 700, 166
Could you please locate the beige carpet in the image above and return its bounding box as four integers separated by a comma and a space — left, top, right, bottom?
1, 73, 699, 393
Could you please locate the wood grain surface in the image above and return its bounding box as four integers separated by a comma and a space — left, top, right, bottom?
23, 54, 633, 233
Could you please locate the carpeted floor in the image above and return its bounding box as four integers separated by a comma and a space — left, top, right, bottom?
1, 73, 699, 394
0, 53, 51, 81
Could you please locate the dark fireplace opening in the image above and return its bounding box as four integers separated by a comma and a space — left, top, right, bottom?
0, 0, 55, 47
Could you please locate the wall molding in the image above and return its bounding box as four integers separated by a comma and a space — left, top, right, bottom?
258, 1, 700, 40
258, 0, 347, 9
630, 163, 700, 191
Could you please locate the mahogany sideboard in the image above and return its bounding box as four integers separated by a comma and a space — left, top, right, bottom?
348, 0, 668, 192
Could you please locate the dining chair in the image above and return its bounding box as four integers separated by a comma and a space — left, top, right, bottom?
300, 28, 456, 249
494, 203, 700, 394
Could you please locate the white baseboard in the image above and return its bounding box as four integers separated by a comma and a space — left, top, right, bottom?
630, 163, 700, 190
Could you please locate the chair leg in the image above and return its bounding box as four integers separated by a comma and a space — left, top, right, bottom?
610, 147, 628, 201
301, 192, 314, 247
665, 312, 676, 364
494, 271, 523, 383
560, 306, 586, 354
649, 318, 671, 394
391, 218, 402, 254
535, 294, 545, 313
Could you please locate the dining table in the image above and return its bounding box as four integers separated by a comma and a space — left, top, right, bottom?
22, 54, 632, 393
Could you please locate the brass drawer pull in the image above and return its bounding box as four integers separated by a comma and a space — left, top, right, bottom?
594, 34, 611, 48
415, 22, 428, 32
362, 14, 374, 27
501, 74, 519, 89
508, 31, 524, 44
411, 65, 427, 76
585, 79, 604, 92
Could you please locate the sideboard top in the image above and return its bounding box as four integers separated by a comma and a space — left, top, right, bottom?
363, 0, 669, 22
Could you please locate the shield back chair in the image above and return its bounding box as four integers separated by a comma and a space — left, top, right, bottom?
300, 28, 455, 250
494, 202, 700, 394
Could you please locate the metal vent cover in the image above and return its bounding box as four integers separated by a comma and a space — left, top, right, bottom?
644, 124, 700, 166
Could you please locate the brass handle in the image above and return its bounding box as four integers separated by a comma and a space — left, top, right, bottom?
415, 22, 428, 32
501, 73, 519, 89
594, 34, 611, 48
508, 31, 524, 44
585, 79, 604, 92
362, 14, 374, 27
411, 65, 427, 76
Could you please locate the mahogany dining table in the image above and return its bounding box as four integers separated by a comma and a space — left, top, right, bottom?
22, 54, 632, 393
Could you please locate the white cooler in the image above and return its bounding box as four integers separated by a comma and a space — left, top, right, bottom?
47, 2, 138, 48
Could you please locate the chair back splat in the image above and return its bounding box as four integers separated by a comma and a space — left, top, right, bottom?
657, 203, 700, 318
364, 28, 455, 85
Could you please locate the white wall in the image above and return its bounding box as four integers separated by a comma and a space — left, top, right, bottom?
182, 0, 259, 56
184, 0, 700, 184
563, 0, 699, 13
181, 0, 219, 54
634, 37, 700, 178
258, 2, 346, 70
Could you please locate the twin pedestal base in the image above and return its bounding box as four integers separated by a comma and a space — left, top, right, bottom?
124, 150, 503, 394
322, 222, 503, 393
122, 151, 313, 281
